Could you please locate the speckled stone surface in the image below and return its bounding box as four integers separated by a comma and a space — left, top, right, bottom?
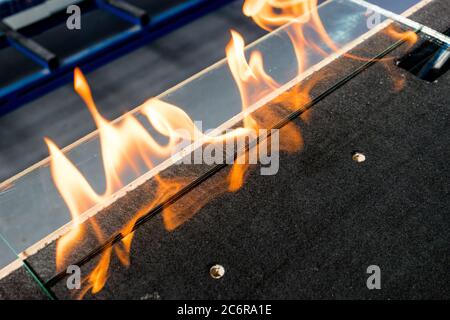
4, 0, 450, 300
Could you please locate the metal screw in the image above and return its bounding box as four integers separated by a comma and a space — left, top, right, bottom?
352, 152, 366, 163
210, 264, 225, 279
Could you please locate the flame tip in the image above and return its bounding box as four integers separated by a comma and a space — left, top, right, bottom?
49, 0, 391, 297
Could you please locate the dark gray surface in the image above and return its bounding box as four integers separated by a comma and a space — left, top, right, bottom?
0, 0, 262, 285
3, 0, 450, 299
0, 265, 49, 300
26, 157, 220, 282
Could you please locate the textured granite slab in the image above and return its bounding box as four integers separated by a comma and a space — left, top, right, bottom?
0, 265, 49, 300
3, 0, 449, 300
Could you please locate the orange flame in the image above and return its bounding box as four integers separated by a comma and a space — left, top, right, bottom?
243, 0, 418, 63
225, 26, 308, 191
46, 0, 419, 298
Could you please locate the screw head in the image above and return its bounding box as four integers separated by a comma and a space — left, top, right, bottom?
352, 152, 366, 163
209, 264, 225, 279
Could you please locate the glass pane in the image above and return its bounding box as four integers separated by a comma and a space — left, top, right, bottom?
0, 234, 18, 273
0, 0, 421, 271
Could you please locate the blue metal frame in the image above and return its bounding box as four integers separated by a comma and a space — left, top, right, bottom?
0, 0, 236, 116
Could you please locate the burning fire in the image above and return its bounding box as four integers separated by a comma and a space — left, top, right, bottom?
46, 68, 253, 295
44, 0, 418, 298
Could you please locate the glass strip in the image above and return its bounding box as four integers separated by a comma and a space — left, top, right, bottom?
365, 0, 426, 14
0, 0, 419, 271
351, 0, 450, 45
